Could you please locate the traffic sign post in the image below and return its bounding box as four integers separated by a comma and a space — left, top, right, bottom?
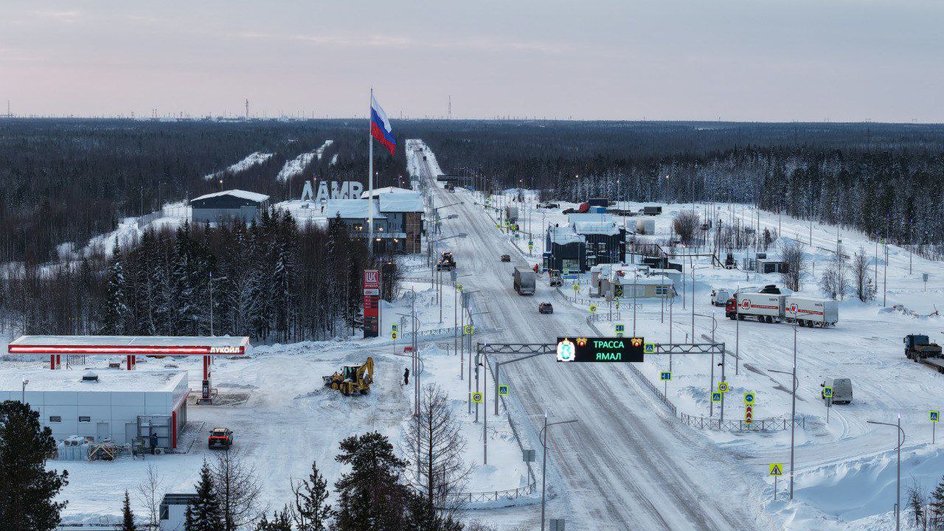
660, 371, 671, 399
471, 392, 483, 404
932, 410, 940, 444
711, 392, 722, 403
499, 384, 509, 397
718, 381, 730, 393
769, 463, 784, 500
643, 342, 656, 355
823, 386, 834, 424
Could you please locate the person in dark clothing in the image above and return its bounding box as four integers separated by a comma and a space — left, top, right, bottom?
149, 431, 158, 455
403, 368, 410, 386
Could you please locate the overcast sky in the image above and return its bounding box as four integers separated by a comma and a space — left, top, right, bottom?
1, 1, 942, 122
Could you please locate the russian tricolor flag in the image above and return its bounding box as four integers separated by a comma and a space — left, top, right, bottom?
370, 94, 396, 156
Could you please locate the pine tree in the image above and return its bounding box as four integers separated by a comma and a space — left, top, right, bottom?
255, 506, 293, 531
121, 490, 136, 531
0, 400, 69, 530
186, 461, 224, 531
930, 475, 944, 529
334, 432, 413, 531
102, 242, 131, 334
293, 460, 333, 531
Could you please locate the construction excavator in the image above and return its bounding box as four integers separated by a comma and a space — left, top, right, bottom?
323, 357, 374, 395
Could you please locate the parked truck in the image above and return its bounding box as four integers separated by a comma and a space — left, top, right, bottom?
904, 334, 944, 373
513, 267, 536, 295
725, 291, 839, 327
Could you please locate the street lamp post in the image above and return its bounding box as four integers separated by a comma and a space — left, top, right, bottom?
867, 416, 906, 531
541, 414, 578, 531
21, 378, 28, 403
769, 326, 799, 500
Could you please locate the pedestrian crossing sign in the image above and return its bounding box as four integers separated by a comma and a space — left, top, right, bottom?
711, 392, 722, 403
392, 324, 398, 332
769, 463, 784, 477
644, 342, 656, 355
931, 410, 940, 423
499, 384, 509, 396
823, 386, 833, 399
471, 392, 483, 404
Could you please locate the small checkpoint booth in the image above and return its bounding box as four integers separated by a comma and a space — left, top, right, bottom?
8, 336, 250, 402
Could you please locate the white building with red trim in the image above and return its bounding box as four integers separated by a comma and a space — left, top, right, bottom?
1, 369, 189, 449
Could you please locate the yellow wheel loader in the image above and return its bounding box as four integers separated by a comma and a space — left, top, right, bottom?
323, 357, 374, 395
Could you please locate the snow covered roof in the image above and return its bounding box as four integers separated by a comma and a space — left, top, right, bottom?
574, 221, 621, 236
323, 199, 385, 220
0, 369, 186, 393
361, 186, 414, 198
378, 192, 424, 213
548, 225, 584, 246
191, 189, 270, 204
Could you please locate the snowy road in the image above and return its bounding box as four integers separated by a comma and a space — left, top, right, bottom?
415, 142, 775, 530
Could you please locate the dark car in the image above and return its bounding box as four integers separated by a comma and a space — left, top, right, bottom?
208, 427, 234, 449
500, 254, 511, 262
538, 302, 554, 314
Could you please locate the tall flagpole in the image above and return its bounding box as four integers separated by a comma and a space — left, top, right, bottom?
368, 87, 374, 257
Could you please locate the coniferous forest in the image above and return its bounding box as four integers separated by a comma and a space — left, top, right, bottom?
1, 118, 943, 339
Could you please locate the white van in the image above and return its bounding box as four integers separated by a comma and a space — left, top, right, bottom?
821, 378, 853, 404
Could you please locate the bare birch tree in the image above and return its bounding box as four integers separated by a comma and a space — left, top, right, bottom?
136, 464, 164, 529
403, 384, 472, 520
212, 448, 263, 530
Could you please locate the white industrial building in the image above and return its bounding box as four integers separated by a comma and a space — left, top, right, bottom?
0, 369, 189, 449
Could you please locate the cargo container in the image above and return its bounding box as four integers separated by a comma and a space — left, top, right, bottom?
513, 267, 536, 295
725, 293, 785, 323
784, 297, 839, 327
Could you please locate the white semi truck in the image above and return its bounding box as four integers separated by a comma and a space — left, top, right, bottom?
726, 291, 838, 327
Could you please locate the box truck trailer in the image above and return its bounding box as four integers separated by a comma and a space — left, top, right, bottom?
784, 297, 839, 327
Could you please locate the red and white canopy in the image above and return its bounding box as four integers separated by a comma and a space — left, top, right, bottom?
8, 335, 250, 356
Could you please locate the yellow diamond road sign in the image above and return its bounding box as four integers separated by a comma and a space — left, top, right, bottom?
769, 463, 784, 477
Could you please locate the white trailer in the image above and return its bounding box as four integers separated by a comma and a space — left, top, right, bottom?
785, 297, 839, 327
727, 292, 785, 323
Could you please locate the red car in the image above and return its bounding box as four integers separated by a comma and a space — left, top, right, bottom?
208, 427, 233, 449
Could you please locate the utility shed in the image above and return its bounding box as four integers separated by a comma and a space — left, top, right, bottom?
0, 369, 189, 448
191, 189, 270, 224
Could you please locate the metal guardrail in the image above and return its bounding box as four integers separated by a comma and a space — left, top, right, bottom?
679, 412, 804, 432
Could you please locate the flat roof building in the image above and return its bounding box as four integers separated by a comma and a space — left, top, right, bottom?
191, 189, 270, 225
0, 369, 189, 449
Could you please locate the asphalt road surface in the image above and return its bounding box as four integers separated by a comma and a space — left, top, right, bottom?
417, 147, 772, 530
